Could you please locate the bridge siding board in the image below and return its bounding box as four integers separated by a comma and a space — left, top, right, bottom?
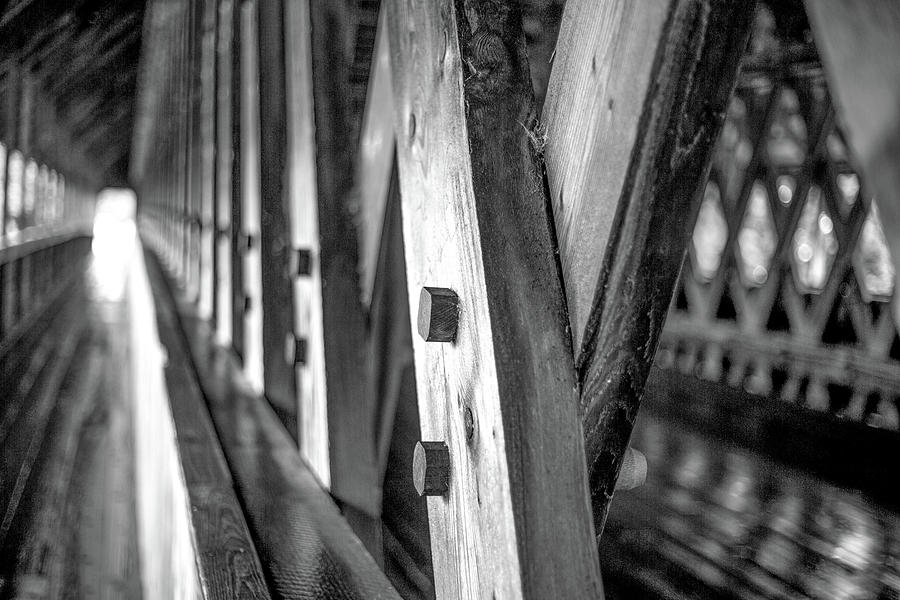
543, 0, 755, 535
384, 0, 602, 597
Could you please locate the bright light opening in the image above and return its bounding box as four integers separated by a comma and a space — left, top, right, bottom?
91, 188, 137, 301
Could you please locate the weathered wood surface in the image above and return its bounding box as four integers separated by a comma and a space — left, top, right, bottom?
284, 0, 330, 488
150, 250, 402, 600
543, 0, 755, 535
384, 0, 602, 597
804, 2, 900, 330
145, 248, 273, 599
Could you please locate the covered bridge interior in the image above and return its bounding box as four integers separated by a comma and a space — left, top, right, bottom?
0, 0, 899, 599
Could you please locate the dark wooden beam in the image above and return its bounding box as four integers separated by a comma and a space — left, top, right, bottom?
542, 0, 755, 535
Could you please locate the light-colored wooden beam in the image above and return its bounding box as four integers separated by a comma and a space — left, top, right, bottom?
283, 0, 330, 489
384, 1, 602, 597
543, 0, 755, 534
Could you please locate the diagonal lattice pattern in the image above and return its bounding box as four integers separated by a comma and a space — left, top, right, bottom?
657, 30, 900, 431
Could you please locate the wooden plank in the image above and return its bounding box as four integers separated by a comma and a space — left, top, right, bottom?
307, 0, 379, 515
257, 0, 297, 437
150, 251, 402, 600
542, 0, 754, 535
803, 1, 900, 330
214, 0, 235, 346
283, 0, 330, 485
238, 0, 264, 393
197, 0, 217, 321
384, 1, 603, 597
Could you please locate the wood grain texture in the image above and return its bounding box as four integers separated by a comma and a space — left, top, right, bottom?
547, 0, 755, 536
803, 1, 900, 332
543, 0, 671, 357
283, 0, 330, 489
150, 249, 403, 600
145, 246, 272, 599
384, 0, 602, 597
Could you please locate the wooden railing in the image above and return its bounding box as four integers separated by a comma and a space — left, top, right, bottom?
657, 25, 900, 431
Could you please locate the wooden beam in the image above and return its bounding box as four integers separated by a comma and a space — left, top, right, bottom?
542, 0, 754, 535
257, 0, 297, 436
238, 0, 264, 393
356, 6, 395, 309
214, 0, 235, 346
384, 1, 602, 597
803, 1, 900, 329
307, 0, 380, 516
283, 0, 329, 485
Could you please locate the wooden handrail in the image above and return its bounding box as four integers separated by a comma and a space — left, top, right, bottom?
0, 223, 92, 267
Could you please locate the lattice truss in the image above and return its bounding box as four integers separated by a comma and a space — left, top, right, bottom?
657, 16, 900, 431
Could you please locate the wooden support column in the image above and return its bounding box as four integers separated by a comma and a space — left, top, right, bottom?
542, 0, 754, 534
257, 0, 297, 436
238, 0, 265, 393
215, 0, 235, 346
197, 0, 217, 321
283, 0, 329, 484
804, 2, 900, 330
229, 0, 245, 361
385, 1, 602, 598
305, 0, 379, 516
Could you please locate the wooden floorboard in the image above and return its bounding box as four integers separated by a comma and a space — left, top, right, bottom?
0, 259, 143, 600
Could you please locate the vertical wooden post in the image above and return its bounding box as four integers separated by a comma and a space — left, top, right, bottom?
283, 0, 329, 484
238, 0, 264, 393
384, 1, 603, 597
215, 0, 235, 346
257, 0, 297, 435
542, 0, 755, 534
305, 0, 379, 516
198, 0, 218, 321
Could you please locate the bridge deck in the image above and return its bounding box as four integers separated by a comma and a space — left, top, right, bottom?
0, 253, 142, 599
603, 408, 900, 600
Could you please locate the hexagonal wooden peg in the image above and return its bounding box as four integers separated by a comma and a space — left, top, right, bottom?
417, 286, 459, 342
413, 441, 450, 497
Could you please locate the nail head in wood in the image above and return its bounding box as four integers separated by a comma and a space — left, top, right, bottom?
614, 447, 647, 491
413, 441, 450, 497
417, 287, 459, 342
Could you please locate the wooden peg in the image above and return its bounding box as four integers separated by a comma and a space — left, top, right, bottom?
413, 441, 450, 497
417, 287, 459, 342
614, 447, 647, 491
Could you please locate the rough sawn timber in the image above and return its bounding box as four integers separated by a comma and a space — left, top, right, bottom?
384, 0, 602, 598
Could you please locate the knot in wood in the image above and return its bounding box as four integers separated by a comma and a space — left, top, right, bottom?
417, 287, 459, 342
413, 441, 450, 497
468, 28, 508, 69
